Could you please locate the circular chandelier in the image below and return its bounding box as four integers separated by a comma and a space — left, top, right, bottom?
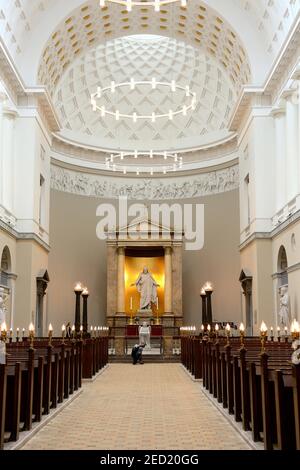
99, 0, 187, 12
105, 151, 183, 175
91, 78, 197, 122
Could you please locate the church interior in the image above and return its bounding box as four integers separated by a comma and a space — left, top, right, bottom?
0, 0, 300, 453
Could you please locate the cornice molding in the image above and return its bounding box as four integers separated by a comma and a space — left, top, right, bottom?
240, 210, 300, 251
229, 13, 300, 134
0, 219, 50, 253
0, 37, 60, 133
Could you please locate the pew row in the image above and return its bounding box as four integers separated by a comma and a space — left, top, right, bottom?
0, 336, 109, 450
181, 335, 300, 450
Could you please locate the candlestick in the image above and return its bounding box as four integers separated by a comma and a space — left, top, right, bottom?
62, 324, 66, 344
22, 328, 25, 340
226, 323, 231, 345
270, 326, 274, 342
16, 327, 20, 342
215, 323, 219, 338
48, 323, 53, 346
29, 323, 35, 349
72, 324, 75, 339
80, 325, 83, 340
239, 322, 245, 347
260, 321, 268, 353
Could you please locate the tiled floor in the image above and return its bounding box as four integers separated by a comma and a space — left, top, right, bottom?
21, 364, 251, 450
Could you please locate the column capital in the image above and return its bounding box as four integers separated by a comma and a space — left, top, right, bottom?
164, 246, 172, 255
281, 88, 298, 103
271, 107, 286, 118
2, 106, 18, 120
117, 246, 126, 255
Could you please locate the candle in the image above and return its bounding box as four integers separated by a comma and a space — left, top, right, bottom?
48, 324, 53, 345
156, 297, 159, 309
130, 297, 133, 311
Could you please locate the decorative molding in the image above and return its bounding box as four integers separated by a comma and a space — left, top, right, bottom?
0, 219, 50, 253
50, 163, 239, 200
240, 210, 300, 251
287, 262, 300, 275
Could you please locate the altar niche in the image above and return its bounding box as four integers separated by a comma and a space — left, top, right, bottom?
125, 248, 165, 317
106, 217, 183, 357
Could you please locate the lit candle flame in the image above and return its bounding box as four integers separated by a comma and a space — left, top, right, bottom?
239, 323, 245, 332
260, 321, 268, 333
226, 323, 231, 332
49, 323, 53, 332
215, 324, 219, 331
29, 323, 35, 333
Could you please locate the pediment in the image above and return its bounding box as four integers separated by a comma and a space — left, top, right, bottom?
118, 216, 174, 235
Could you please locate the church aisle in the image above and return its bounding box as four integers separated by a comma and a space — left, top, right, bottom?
20, 364, 251, 450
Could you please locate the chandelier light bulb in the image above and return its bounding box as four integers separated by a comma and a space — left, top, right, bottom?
104, 151, 183, 174
91, 80, 196, 122
99, 0, 188, 12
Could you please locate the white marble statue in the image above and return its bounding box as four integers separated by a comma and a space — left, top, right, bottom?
132, 266, 159, 311
0, 288, 8, 326
278, 286, 290, 327
0, 288, 8, 365
139, 322, 151, 350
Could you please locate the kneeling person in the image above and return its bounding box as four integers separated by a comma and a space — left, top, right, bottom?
131, 343, 146, 365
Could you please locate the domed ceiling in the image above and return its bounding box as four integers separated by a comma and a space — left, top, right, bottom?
53, 35, 236, 151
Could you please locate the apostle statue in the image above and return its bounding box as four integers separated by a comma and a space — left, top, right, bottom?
278, 286, 290, 327
131, 266, 160, 311
0, 288, 8, 326
0, 288, 8, 365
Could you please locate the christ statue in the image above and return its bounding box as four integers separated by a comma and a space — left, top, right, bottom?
132, 266, 160, 310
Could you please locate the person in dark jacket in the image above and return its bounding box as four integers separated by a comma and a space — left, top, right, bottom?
131, 343, 146, 365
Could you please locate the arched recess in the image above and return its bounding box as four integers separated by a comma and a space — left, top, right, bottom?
0, 246, 12, 288
0, 246, 12, 327
277, 245, 288, 288
239, 269, 253, 336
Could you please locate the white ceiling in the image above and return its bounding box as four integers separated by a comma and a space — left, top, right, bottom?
54, 35, 236, 151
0, 0, 299, 166
0, 0, 299, 87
